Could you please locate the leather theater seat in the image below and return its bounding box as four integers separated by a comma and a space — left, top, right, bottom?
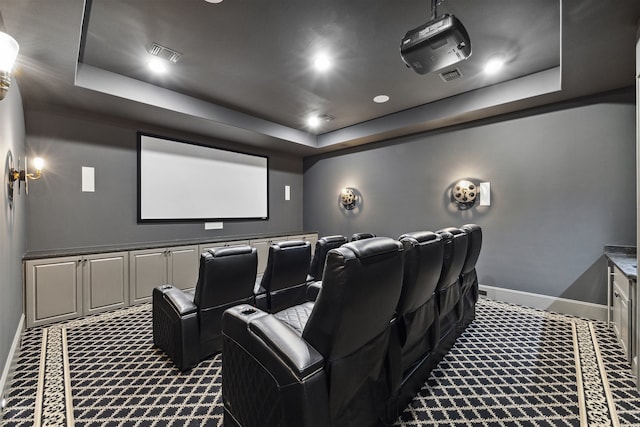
434, 227, 468, 344
307, 235, 348, 283
254, 240, 311, 313
152, 245, 257, 371
222, 237, 405, 427
384, 231, 444, 422
306, 234, 347, 300
459, 224, 482, 328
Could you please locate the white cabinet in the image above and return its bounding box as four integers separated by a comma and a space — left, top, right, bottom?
24, 234, 316, 326
129, 245, 199, 304
25, 251, 128, 328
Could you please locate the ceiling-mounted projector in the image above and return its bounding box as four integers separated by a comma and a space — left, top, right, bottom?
400, 13, 471, 74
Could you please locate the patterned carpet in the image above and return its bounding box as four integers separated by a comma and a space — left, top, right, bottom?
1, 299, 640, 426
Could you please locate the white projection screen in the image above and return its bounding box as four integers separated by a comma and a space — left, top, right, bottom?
138, 133, 269, 222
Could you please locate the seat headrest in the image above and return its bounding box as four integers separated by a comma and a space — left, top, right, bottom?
439, 227, 466, 237
435, 228, 468, 288
397, 231, 443, 314
460, 224, 482, 274
349, 232, 376, 242
320, 235, 348, 245
207, 245, 254, 258
274, 240, 309, 249
341, 236, 403, 259
398, 231, 440, 245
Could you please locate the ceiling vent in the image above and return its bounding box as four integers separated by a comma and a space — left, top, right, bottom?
439, 67, 463, 82
148, 43, 182, 63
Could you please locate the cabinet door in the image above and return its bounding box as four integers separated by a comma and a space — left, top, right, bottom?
129, 249, 167, 304
167, 245, 199, 292
83, 252, 129, 315
25, 256, 82, 328
613, 281, 631, 361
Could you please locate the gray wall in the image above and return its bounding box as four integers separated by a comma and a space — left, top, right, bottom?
25, 109, 304, 252
0, 81, 26, 378
303, 90, 637, 305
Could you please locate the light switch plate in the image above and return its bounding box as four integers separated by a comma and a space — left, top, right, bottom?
479, 182, 490, 206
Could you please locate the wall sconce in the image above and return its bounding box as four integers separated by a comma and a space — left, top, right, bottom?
451, 179, 478, 209
8, 155, 44, 199
340, 187, 357, 210
0, 31, 19, 101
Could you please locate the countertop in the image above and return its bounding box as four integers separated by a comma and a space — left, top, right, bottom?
604, 245, 637, 281
23, 230, 317, 260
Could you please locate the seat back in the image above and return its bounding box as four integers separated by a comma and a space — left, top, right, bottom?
349, 232, 376, 242
259, 240, 312, 312
308, 235, 348, 281
303, 237, 404, 426
460, 224, 482, 301
193, 245, 258, 309
193, 245, 258, 356
397, 231, 443, 369
434, 228, 468, 337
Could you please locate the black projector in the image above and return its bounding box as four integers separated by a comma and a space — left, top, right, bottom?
400, 14, 471, 74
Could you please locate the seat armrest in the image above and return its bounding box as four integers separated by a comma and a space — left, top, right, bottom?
156, 285, 197, 316
306, 281, 322, 301
223, 305, 324, 380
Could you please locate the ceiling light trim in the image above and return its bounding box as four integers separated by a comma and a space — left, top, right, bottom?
75, 63, 317, 148
317, 67, 561, 148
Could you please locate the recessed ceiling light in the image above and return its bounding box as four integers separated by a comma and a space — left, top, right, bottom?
148, 57, 168, 74
307, 115, 321, 128
312, 53, 332, 72
204, 0, 223, 3
306, 114, 334, 128
373, 95, 390, 103
484, 57, 505, 74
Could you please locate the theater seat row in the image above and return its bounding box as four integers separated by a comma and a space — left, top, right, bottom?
152, 231, 381, 371
221, 224, 482, 427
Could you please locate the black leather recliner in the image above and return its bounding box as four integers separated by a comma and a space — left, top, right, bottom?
152, 245, 257, 371
385, 231, 444, 422
306, 235, 348, 300
308, 235, 348, 282
434, 227, 468, 345
349, 232, 376, 241
222, 237, 405, 427
459, 224, 482, 328
255, 240, 311, 312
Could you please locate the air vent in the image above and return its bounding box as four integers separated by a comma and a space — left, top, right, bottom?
148, 43, 182, 63
439, 67, 463, 82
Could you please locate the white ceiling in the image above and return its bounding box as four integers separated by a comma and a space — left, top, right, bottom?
1, 0, 639, 155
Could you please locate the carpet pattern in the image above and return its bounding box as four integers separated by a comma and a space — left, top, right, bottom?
2, 299, 640, 426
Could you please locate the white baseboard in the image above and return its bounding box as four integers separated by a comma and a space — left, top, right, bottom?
1, 314, 24, 406
479, 284, 607, 321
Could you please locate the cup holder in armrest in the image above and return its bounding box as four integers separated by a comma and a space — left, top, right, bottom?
241, 308, 257, 315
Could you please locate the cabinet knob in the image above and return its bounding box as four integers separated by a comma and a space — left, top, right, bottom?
614, 291, 620, 298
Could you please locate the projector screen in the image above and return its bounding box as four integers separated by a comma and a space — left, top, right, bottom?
138, 133, 269, 222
